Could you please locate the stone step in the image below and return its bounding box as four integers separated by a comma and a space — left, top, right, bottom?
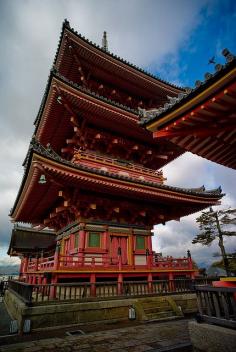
141, 299, 169, 305
142, 300, 170, 306
144, 306, 173, 314
145, 311, 175, 320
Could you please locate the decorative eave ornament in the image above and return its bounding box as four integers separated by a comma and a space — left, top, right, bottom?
102, 31, 108, 52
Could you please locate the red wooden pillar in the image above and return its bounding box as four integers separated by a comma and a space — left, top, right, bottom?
147, 234, 153, 253
103, 229, 109, 266
24, 256, 29, 274
35, 255, 39, 271
168, 272, 174, 292
130, 231, 135, 268
54, 242, 60, 270
90, 273, 96, 297
32, 275, 37, 285
118, 251, 122, 271
191, 272, 195, 279
50, 275, 58, 299
147, 272, 153, 293
188, 257, 193, 269
118, 273, 123, 295
19, 258, 24, 279
78, 225, 86, 266
147, 235, 153, 268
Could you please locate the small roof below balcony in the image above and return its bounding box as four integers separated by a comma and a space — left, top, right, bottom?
8, 225, 56, 256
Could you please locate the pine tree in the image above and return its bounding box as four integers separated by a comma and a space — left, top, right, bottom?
192, 207, 236, 276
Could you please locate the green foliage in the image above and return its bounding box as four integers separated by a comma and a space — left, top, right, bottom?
193, 207, 236, 275
212, 252, 236, 274
192, 207, 236, 245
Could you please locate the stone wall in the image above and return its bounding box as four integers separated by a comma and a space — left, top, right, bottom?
4, 290, 197, 332
189, 321, 236, 352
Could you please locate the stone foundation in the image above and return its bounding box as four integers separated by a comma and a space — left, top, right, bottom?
189, 320, 236, 352
4, 289, 197, 332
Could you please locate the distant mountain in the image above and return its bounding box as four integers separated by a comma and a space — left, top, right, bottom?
207, 266, 226, 276
0, 265, 19, 275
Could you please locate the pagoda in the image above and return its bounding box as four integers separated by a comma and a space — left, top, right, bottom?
9, 20, 223, 287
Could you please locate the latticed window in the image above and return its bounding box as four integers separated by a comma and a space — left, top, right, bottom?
74, 233, 79, 249
136, 235, 145, 249
88, 232, 100, 247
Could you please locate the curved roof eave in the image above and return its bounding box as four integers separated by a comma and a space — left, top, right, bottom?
10, 138, 224, 218
53, 19, 184, 93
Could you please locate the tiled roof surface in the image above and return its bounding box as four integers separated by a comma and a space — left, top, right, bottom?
25, 138, 223, 196
53, 19, 183, 91
139, 49, 236, 126
34, 69, 139, 130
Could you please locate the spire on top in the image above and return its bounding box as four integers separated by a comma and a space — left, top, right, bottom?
102, 31, 108, 52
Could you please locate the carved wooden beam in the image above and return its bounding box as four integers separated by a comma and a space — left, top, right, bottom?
67, 42, 88, 87
154, 122, 236, 139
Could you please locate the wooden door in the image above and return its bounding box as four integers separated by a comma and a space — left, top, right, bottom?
110, 236, 128, 265
64, 238, 70, 255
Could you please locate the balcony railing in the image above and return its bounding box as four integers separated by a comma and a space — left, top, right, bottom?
8, 278, 215, 305
195, 285, 236, 329
73, 150, 164, 183
24, 254, 192, 272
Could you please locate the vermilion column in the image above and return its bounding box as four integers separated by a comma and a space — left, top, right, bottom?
130, 233, 135, 268
78, 225, 86, 266
32, 275, 36, 285
103, 230, 109, 266
35, 255, 39, 271
54, 242, 60, 270
19, 258, 24, 279
147, 272, 153, 293
147, 235, 153, 253
90, 273, 96, 297
118, 273, 123, 295
168, 272, 174, 292
50, 275, 58, 299
24, 256, 29, 274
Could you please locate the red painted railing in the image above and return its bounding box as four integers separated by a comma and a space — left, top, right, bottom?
24, 254, 192, 272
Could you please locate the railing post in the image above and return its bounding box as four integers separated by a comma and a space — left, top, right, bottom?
90, 274, 96, 297
35, 255, 39, 271
168, 272, 174, 292
148, 272, 153, 293
24, 256, 29, 274
54, 241, 60, 270
50, 276, 57, 299
118, 273, 123, 295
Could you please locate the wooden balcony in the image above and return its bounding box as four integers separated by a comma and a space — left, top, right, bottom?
24, 254, 193, 273
72, 150, 165, 184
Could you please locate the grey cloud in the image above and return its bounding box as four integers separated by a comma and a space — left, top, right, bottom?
0, 0, 235, 266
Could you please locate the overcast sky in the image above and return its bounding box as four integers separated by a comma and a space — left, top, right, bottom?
0, 0, 235, 268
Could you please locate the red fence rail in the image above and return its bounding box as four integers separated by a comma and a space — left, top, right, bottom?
25, 254, 192, 272
8, 278, 216, 305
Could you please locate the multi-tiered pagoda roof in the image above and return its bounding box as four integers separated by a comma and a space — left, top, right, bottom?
8, 20, 224, 284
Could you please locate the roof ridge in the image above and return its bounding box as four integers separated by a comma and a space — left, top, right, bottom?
140, 48, 236, 125
30, 139, 223, 197
53, 19, 184, 91
10, 138, 223, 217
34, 68, 139, 132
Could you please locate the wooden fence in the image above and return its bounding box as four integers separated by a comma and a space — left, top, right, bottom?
195, 285, 236, 329
8, 278, 215, 305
